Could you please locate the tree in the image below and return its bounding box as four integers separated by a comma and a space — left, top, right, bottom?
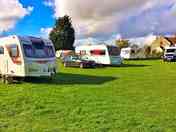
49, 15, 75, 50
116, 39, 129, 49
115, 39, 129, 49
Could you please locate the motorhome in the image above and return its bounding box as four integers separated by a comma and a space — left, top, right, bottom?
0, 35, 56, 83
75, 44, 122, 65
163, 47, 176, 61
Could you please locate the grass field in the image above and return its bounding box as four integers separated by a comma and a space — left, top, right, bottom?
0, 60, 176, 131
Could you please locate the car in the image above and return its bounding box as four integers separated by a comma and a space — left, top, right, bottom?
163, 47, 176, 62
63, 55, 96, 68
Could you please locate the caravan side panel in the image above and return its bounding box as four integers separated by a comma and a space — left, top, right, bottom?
75, 45, 111, 65
0, 36, 26, 77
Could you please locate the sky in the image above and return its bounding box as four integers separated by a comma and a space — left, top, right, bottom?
1, 0, 176, 43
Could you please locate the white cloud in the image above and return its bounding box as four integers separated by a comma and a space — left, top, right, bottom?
75, 37, 102, 46
0, 0, 33, 33
53, 0, 149, 39
170, 3, 176, 16
47, 0, 176, 41
120, 1, 176, 38
43, 0, 55, 7
40, 27, 52, 38
27, 6, 34, 13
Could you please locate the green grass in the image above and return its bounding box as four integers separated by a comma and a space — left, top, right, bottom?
0, 60, 176, 131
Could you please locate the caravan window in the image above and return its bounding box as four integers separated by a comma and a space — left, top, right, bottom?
90, 50, 106, 56
45, 46, 55, 57
108, 46, 120, 56
6, 45, 22, 64
166, 49, 176, 53
0, 47, 4, 54
31, 38, 47, 58
23, 44, 34, 57
7, 45, 20, 58
23, 37, 55, 58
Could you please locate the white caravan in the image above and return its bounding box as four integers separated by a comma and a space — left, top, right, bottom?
0, 35, 56, 83
121, 47, 149, 59
120, 47, 141, 59
75, 44, 122, 65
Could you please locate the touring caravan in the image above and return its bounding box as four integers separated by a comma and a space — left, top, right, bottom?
120, 47, 147, 59
75, 44, 122, 65
121, 48, 134, 59
0, 35, 57, 83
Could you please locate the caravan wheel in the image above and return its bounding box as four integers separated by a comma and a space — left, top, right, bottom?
80, 63, 84, 68
1, 76, 13, 84
6, 77, 13, 84
64, 62, 68, 67
49, 73, 55, 81
1, 75, 6, 84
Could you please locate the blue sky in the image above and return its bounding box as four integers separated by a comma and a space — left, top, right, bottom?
5, 0, 55, 36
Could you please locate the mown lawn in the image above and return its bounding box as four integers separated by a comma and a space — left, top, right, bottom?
0, 60, 176, 131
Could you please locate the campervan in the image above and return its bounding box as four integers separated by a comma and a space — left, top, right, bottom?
0, 35, 56, 83
163, 47, 176, 61
75, 44, 122, 65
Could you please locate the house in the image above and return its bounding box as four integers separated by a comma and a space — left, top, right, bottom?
149, 36, 171, 57
164, 36, 176, 46
121, 34, 176, 59
121, 35, 158, 59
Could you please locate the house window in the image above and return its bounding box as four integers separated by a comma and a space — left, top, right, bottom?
0, 47, 4, 54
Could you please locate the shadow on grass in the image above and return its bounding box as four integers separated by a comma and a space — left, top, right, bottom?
25, 73, 117, 85
106, 64, 151, 68
120, 64, 151, 67
124, 58, 161, 61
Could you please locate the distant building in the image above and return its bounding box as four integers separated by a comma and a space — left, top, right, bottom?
120, 35, 175, 59
150, 36, 171, 57
164, 35, 176, 46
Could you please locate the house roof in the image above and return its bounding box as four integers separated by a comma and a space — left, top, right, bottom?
165, 36, 176, 45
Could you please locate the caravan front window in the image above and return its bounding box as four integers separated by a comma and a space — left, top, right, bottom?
166, 49, 176, 53
31, 39, 47, 58
23, 44, 34, 57
45, 46, 55, 57
23, 39, 55, 58
108, 46, 120, 56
